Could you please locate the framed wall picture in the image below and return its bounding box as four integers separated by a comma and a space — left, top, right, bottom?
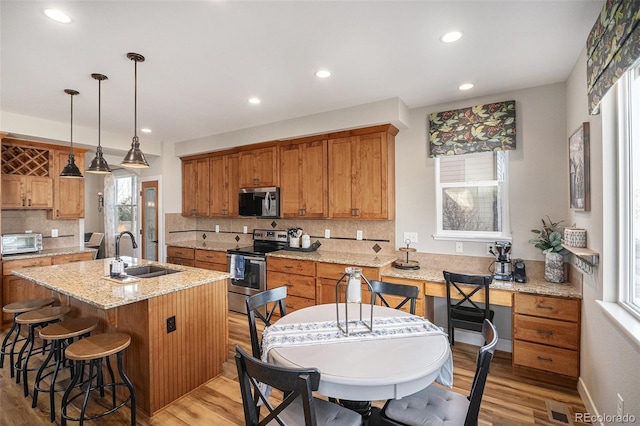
569, 122, 590, 211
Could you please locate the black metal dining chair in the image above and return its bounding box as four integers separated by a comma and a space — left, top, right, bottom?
246, 286, 287, 359
235, 345, 362, 426
369, 280, 419, 315
443, 271, 494, 345
380, 319, 498, 426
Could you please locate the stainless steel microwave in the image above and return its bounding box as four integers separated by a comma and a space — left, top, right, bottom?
1, 233, 43, 255
238, 187, 280, 218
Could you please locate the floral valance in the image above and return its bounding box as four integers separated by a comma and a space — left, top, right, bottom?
428, 100, 516, 157
587, 0, 640, 115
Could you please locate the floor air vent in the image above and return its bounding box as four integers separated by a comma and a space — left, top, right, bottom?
545, 400, 574, 425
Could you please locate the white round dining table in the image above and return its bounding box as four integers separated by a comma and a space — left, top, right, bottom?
268, 303, 451, 401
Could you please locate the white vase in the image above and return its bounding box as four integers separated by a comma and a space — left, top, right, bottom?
544, 252, 565, 283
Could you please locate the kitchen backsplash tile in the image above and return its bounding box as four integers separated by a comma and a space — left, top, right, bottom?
1, 210, 80, 249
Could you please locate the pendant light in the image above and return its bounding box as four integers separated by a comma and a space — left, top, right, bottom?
60, 89, 83, 178
86, 73, 112, 174
121, 52, 149, 168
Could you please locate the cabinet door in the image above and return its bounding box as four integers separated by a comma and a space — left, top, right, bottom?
195, 157, 210, 216
226, 153, 239, 216
279, 144, 303, 218
280, 140, 327, 219
1, 175, 25, 208
239, 146, 278, 187
182, 159, 197, 216
328, 136, 356, 218
52, 150, 85, 219
28, 176, 53, 209
209, 155, 226, 216
353, 132, 389, 219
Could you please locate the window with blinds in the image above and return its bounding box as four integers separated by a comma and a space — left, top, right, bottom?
436, 151, 508, 239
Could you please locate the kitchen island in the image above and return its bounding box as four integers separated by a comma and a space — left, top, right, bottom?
14, 257, 230, 416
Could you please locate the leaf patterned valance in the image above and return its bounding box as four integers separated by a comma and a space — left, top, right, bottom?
587, 0, 640, 115
428, 100, 516, 157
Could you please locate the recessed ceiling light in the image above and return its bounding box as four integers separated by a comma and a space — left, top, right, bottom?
440, 31, 463, 43
315, 70, 331, 78
44, 8, 72, 24
141, 128, 152, 133
248, 97, 261, 104
458, 83, 474, 91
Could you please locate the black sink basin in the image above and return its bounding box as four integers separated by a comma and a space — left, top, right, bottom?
123, 265, 180, 279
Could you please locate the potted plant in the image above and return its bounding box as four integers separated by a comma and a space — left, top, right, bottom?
529, 216, 568, 283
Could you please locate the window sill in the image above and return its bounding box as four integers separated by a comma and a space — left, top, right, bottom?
432, 234, 512, 243
596, 300, 640, 350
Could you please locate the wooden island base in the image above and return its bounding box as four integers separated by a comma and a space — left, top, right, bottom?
50, 280, 228, 416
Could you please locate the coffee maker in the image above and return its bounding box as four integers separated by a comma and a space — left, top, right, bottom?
490, 241, 513, 280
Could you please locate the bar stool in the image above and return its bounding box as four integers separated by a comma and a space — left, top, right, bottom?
1, 297, 55, 378
14, 305, 71, 397
61, 332, 136, 426
32, 317, 99, 422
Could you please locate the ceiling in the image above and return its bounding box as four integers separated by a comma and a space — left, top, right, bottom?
1, 1, 604, 147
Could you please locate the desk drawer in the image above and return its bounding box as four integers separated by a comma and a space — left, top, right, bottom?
167, 246, 195, 260
513, 315, 579, 350
513, 340, 578, 377
514, 293, 579, 322
268, 271, 316, 300
316, 262, 380, 280
267, 257, 315, 276
195, 250, 226, 264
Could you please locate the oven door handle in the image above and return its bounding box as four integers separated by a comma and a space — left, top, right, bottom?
226, 254, 265, 262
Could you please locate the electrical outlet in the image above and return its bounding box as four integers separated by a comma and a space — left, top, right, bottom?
487, 243, 493, 255
455, 242, 464, 253
324, 229, 331, 239
403, 232, 418, 244
243, 226, 248, 234
51, 229, 58, 238
167, 316, 176, 333
215, 225, 219, 233
617, 393, 624, 417
356, 230, 363, 240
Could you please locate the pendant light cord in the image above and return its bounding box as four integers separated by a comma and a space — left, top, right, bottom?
98, 77, 101, 148
69, 92, 74, 154
134, 58, 138, 139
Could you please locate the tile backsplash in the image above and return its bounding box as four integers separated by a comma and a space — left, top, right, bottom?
1, 210, 80, 249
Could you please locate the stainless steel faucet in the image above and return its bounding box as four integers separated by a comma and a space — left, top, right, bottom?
115, 231, 138, 260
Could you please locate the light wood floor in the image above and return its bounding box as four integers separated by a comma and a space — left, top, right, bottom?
1, 312, 590, 425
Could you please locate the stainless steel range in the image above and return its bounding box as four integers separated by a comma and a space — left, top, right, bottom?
226, 229, 288, 313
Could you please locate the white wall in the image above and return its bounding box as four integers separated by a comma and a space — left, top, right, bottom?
566, 50, 640, 420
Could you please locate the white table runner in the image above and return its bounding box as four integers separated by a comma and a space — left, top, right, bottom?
262, 315, 453, 387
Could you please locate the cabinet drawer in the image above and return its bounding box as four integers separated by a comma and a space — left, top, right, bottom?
513, 315, 579, 350
52, 252, 94, 265
2, 256, 52, 275
513, 340, 578, 378
195, 249, 226, 264
166, 246, 195, 260
195, 260, 227, 273
316, 262, 380, 280
282, 294, 316, 314
267, 257, 315, 277
267, 271, 316, 300
166, 257, 195, 267
514, 293, 580, 322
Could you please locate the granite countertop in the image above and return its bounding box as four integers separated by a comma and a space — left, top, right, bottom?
168, 240, 241, 252
267, 250, 398, 268
2, 246, 97, 261
381, 266, 582, 299
14, 256, 231, 310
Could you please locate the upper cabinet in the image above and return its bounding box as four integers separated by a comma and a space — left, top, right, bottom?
1, 136, 86, 218
238, 144, 279, 188
280, 138, 327, 219
328, 125, 397, 220
50, 149, 86, 219
182, 156, 210, 217
209, 151, 239, 217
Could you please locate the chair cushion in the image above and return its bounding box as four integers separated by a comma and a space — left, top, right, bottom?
274, 396, 362, 425
383, 385, 470, 426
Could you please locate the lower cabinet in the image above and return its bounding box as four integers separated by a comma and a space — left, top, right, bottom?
267, 257, 316, 314
1, 251, 94, 326
512, 293, 580, 379
166, 246, 195, 267
194, 249, 228, 272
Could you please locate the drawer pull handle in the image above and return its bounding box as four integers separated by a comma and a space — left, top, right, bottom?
537, 329, 554, 336
284, 265, 294, 269
537, 356, 553, 363
285, 304, 294, 309
285, 283, 293, 287
536, 304, 554, 310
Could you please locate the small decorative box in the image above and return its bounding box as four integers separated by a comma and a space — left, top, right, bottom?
564, 228, 587, 248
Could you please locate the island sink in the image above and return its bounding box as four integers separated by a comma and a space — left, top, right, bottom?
124, 265, 180, 278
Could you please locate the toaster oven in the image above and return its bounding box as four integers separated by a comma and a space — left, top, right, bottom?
1, 233, 43, 255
